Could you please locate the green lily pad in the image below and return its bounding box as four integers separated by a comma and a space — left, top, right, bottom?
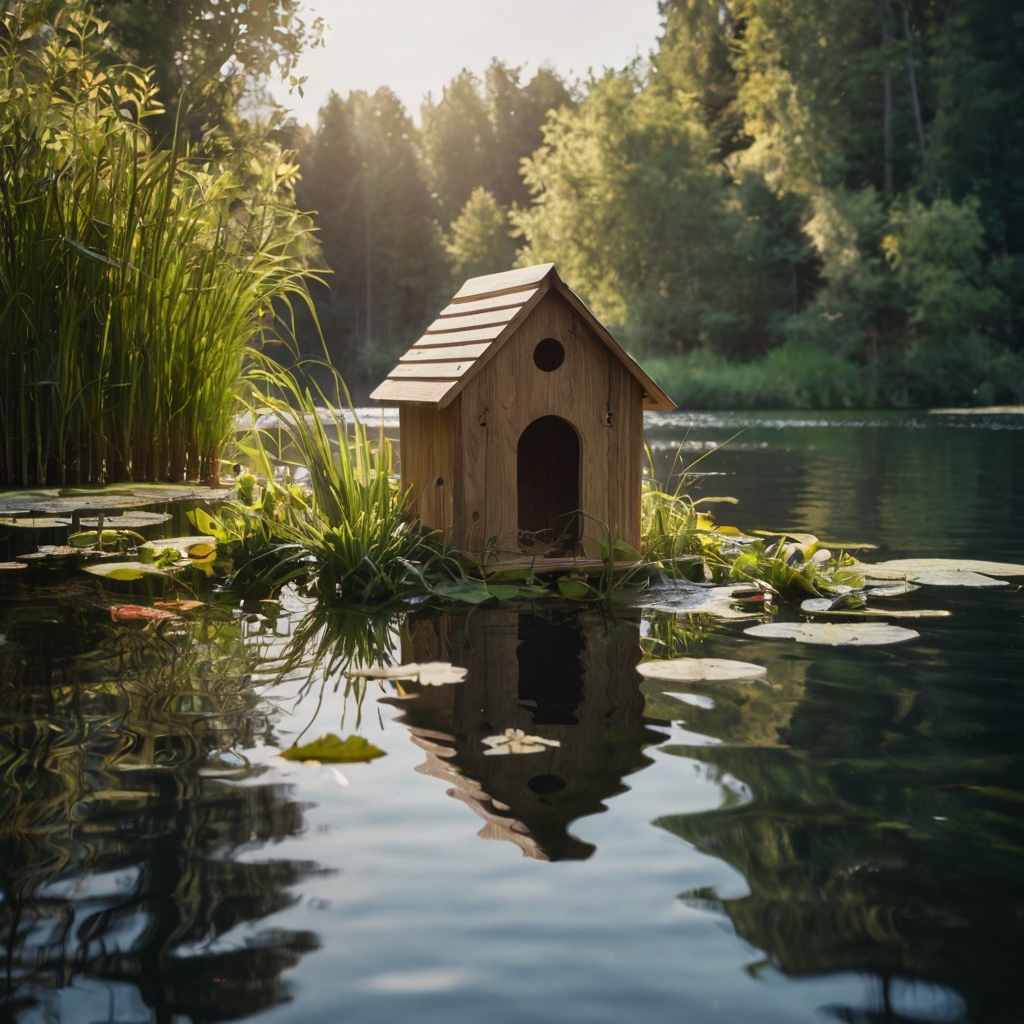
744, 622, 919, 646
430, 579, 494, 604
279, 734, 386, 763
83, 561, 169, 580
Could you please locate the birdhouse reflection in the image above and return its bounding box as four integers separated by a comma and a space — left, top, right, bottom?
390, 608, 666, 861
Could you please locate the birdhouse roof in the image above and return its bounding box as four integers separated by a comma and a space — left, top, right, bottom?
369, 264, 675, 410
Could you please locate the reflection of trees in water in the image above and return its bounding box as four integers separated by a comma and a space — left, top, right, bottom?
651, 635, 1023, 1023
0, 588, 321, 1023
392, 608, 666, 861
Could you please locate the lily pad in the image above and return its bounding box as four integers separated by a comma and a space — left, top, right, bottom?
429, 579, 494, 604
347, 661, 468, 686
83, 561, 169, 580
110, 604, 178, 623
811, 608, 951, 620
279, 734, 386, 763
635, 583, 770, 619
138, 536, 218, 563
856, 558, 1024, 584
482, 728, 561, 755
744, 622, 919, 646
637, 658, 767, 683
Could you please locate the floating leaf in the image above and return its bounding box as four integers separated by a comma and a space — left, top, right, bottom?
138, 536, 218, 563
84, 561, 168, 580
279, 734, 386, 763
861, 581, 919, 598
186, 542, 217, 560
812, 608, 951, 620
744, 622, 919, 646
486, 584, 521, 601
482, 728, 561, 755
430, 579, 494, 604
856, 558, 1024, 584
110, 604, 177, 623
635, 583, 769, 619
417, 662, 469, 686
637, 658, 767, 683
345, 661, 467, 686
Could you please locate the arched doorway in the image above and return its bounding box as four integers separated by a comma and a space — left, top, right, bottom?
517, 415, 580, 553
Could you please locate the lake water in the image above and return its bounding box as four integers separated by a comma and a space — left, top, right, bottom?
2, 410, 1022, 1024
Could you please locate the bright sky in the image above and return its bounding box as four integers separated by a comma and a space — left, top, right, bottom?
270, 0, 664, 126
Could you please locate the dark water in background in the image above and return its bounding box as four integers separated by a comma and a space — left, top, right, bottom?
1, 411, 1022, 1024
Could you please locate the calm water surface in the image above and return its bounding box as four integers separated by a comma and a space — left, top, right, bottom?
2, 411, 1022, 1024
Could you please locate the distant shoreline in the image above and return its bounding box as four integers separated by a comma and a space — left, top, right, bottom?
929, 406, 1024, 415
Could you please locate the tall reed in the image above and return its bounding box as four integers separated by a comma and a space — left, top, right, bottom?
0, 3, 320, 486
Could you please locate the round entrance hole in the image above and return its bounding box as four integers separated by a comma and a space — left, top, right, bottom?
527, 773, 567, 794
533, 338, 564, 372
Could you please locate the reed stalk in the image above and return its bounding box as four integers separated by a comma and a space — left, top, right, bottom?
0, 2, 321, 486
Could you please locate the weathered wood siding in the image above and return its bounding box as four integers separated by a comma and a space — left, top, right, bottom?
451, 288, 643, 558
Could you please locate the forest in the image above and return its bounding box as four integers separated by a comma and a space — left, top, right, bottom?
7, 0, 1023, 410
292, 0, 1024, 408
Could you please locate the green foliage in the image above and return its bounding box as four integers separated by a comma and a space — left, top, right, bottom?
0, 3, 321, 486
96, 0, 325, 141
421, 60, 575, 222
235, 362, 455, 604
445, 188, 518, 281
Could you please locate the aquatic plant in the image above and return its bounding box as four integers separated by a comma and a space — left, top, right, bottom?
232, 363, 456, 603
0, 3, 321, 486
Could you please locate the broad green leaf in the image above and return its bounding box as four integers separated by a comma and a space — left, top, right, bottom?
638, 658, 767, 683
557, 578, 590, 600
83, 561, 168, 580
430, 579, 494, 604
138, 536, 217, 564
744, 622, 919, 646
279, 734, 386, 763
486, 584, 521, 601
187, 508, 226, 540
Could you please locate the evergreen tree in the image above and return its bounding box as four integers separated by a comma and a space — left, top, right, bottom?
446, 188, 518, 281
295, 89, 448, 386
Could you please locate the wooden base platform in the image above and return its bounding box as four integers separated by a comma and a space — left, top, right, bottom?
475, 556, 642, 577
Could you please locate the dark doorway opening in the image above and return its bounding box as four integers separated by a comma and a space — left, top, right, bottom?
517, 415, 580, 552
517, 611, 585, 725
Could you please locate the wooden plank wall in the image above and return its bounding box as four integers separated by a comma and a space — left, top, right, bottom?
399, 404, 456, 541
454, 288, 643, 558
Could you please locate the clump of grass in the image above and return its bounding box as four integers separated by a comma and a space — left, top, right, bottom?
231, 360, 456, 604
0, 3, 321, 486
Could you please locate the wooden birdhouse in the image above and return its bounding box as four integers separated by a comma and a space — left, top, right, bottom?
370, 263, 675, 565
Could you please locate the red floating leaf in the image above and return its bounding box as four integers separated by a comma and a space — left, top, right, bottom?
110, 604, 178, 623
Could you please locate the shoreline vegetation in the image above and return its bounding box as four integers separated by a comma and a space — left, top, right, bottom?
2, 4, 1023, 622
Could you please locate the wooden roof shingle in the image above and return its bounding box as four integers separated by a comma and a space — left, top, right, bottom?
369, 263, 675, 410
